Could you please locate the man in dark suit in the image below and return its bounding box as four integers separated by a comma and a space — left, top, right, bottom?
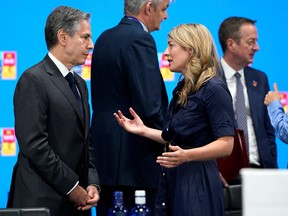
218, 16, 278, 182
7, 6, 100, 216
90, 0, 170, 214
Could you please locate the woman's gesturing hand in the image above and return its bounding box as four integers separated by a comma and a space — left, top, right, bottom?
113, 107, 146, 136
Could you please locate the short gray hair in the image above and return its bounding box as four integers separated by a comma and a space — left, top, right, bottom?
124, 0, 163, 15
45, 6, 91, 50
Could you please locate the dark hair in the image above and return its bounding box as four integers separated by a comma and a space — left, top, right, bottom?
218, 16, 256, 53
45, 6, 90, 50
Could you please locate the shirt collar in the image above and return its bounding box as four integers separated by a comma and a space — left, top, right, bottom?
138, 20, 149, 32
221, 58, 244, 79
125, 16, 149, 32
48, 52, 72, 77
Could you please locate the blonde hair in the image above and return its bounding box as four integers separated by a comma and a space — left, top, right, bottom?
168, 24, 219, 106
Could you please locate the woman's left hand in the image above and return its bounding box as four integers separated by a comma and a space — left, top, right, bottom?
156, 145, 189, 168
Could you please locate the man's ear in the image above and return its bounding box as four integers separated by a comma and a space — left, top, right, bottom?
227, 38, 235, 51
144, 1, 153, 15
57, 29, 67, 46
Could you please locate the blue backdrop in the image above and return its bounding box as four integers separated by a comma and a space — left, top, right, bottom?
1, 0, 288, 213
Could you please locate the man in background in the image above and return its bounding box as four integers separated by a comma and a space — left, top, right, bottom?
90, 0, 170, 214
7, 6, 100, 216
218, 16, 278, 184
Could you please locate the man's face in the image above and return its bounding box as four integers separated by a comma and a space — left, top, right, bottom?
65, 20, 94, 68
147, 0, 169, 32
232, 23, 260, 67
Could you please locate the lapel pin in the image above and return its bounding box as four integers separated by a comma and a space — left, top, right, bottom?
252, 80, 258, 87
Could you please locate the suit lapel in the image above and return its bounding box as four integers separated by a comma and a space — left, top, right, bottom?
244, 67, 258, 122
43, 56, 85, 127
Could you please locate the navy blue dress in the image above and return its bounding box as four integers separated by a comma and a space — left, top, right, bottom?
158, 77, 235, 216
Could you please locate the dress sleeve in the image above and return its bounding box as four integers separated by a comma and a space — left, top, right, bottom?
204, 81, 235, 138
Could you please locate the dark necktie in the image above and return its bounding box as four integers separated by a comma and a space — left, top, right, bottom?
65, 72, 83, 117
235, 72, 249, 157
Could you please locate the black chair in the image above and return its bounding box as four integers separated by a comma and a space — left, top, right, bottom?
224, 184, 242, 216
0, 208, 50, 216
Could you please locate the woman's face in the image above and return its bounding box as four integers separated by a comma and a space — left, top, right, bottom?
164, 37, 191, 73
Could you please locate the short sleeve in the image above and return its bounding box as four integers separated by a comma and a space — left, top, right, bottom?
204, 80, 235, 138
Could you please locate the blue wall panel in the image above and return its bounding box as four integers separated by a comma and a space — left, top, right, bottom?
1, 0, 288, 213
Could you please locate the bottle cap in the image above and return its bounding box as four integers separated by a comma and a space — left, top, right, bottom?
114, 191, 123, 197
113, 191, 124, 205
135, 190, 145, 196
135, 190, 146, 205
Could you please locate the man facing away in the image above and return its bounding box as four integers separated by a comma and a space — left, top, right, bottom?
218, 16, 278, 185
90, 0, 170, 215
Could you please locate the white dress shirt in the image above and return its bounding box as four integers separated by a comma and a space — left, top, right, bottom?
48, 52, 71, 77
221, 58, 260, 165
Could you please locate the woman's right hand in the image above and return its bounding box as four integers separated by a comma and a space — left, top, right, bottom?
113, 107, 146, 135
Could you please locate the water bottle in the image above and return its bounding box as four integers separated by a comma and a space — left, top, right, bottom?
108, 191, 129, 216
130, 190, 151, 216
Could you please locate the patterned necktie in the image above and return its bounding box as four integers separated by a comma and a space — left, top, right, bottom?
235, 72, 249, 157
65, 72, 83, 117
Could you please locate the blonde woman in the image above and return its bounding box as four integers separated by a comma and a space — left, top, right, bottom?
114, 24, 235, 216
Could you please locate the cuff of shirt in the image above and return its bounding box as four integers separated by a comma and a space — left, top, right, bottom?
67, 181, 79, 195
66, 182, 101, 195
268, 100, 282, 112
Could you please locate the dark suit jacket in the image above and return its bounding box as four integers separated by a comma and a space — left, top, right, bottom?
220, 66, 277, 168
7, 55, 100, 216
90, 17, 168, 188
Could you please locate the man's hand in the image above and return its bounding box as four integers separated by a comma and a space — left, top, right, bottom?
81, 185, 100, 210
264, 83, 281, 106
68, 185, 91, 210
